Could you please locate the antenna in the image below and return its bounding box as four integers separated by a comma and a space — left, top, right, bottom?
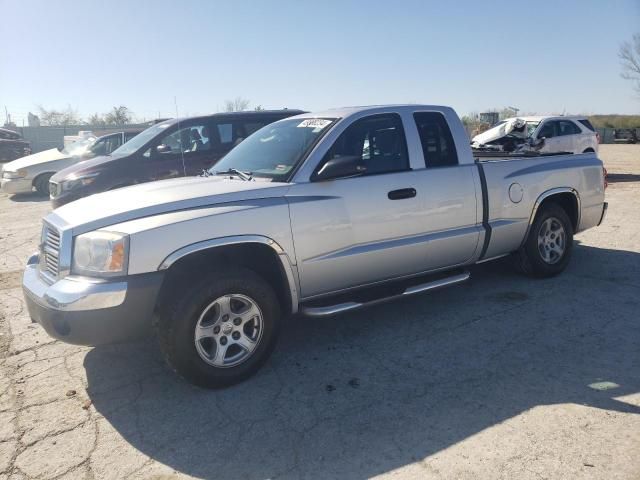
174, 96, 187, 177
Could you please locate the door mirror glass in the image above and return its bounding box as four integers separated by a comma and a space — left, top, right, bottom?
315, 155, 366, 181
156, 144, 173, 154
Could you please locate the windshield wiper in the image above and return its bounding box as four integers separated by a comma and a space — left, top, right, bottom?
213, 168, 253, 181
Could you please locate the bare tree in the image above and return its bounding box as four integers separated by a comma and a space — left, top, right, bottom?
104, 106, 132, 126
37, 105, 82, 126
224, 97, 251, 112
620, 34, 640, 96
88, 113, 107, 127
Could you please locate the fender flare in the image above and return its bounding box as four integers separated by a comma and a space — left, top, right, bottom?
521, 187, 581, 247
157, 235, 300, 314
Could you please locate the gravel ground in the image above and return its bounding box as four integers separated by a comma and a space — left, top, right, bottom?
0, 145, 638, 479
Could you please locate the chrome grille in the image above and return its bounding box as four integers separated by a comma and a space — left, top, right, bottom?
41, 225, 61, 278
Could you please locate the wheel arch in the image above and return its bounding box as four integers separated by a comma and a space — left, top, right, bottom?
521, 188, 580, 247
32, 171, 56, 186
582, 148, 595, 153
157, 236, 299, 316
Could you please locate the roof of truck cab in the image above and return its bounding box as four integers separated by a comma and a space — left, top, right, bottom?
291, 104, 454, 119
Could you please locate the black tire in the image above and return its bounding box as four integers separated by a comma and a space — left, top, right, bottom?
156, 267, 281, 388
582, 148, 595, 153
34, 173, 53, 196
514, 203, 573, 278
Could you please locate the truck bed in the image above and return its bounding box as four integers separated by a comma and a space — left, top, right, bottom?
476, 151, 605, 260
473, 150, 573, 161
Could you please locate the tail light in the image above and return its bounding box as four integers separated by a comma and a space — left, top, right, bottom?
596, 132, 601, 144
603, 167, 608, 189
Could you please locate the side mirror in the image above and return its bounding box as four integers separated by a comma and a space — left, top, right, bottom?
315, 155, 366, 181
156, 144, 172, 154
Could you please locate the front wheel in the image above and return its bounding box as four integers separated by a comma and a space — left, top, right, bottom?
514, 203, 573, 278
157, 267, 281, 388
34, 173, 53, 196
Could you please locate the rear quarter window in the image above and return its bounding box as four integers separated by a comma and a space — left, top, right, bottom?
413, 112, 458, 167
578, 119, 595, 132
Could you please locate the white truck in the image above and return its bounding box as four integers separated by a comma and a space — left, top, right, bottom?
22, 105, 607, 388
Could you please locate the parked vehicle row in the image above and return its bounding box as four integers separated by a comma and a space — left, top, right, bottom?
22, 105, 608, 388
0, 128, 31, 163
48, 110, 304, 207
471, 116, 600, 154
1, 130, 143, 195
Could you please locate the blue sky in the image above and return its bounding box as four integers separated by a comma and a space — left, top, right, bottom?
1, 0, 639, 124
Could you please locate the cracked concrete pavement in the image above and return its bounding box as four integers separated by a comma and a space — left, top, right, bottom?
0, 145, 638, 479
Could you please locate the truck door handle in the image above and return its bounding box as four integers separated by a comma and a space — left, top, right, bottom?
388, 188, 416, 200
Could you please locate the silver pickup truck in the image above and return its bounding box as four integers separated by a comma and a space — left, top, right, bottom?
22, 105, 607, 388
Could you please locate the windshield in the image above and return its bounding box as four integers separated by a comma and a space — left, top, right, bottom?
526, 121, 540, 137
111, 122, 172, 155
61, 137, 96, 156
209, 117, 336, 181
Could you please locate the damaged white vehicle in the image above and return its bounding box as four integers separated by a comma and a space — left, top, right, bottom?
471, 116, 599, 154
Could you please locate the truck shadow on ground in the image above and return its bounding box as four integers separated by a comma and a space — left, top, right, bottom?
84, 241, 640, 479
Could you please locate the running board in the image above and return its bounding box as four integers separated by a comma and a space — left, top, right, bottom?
301, 270, 470, 317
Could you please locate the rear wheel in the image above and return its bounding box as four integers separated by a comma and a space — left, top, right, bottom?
156, 267, 281, 388
514, 203, 573, 277
33, 173, 53, 196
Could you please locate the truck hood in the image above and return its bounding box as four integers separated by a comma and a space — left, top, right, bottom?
51, 175, 291, 233
471, 118, 528, 146
2, 148, 68, 171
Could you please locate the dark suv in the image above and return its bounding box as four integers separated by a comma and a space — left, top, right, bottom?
0, 128, 31, 162
49, 110, 304, 207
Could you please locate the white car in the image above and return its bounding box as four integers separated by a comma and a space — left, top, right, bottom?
472, 116, 599, 154
1, 131, 140, 196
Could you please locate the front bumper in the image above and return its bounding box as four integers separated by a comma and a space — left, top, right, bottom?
598, 202, 608, 226
50, 191, 81, 208
1, 177, 32, 194
22, 255, 164, 345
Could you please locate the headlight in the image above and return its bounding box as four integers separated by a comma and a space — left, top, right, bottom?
61, 173, 99, 191
72, 231, 129, 277
2, 169, 27, 179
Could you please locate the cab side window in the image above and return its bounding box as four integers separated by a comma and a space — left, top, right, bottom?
103, 134, 123, 153
91, 135, 121, 155
413, 112, 458, 167
538, 121, 558, 139
157, 124, 211, 154
124, 131, 139, 143
322, 114, 409, 176
558, 120, 581, 136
